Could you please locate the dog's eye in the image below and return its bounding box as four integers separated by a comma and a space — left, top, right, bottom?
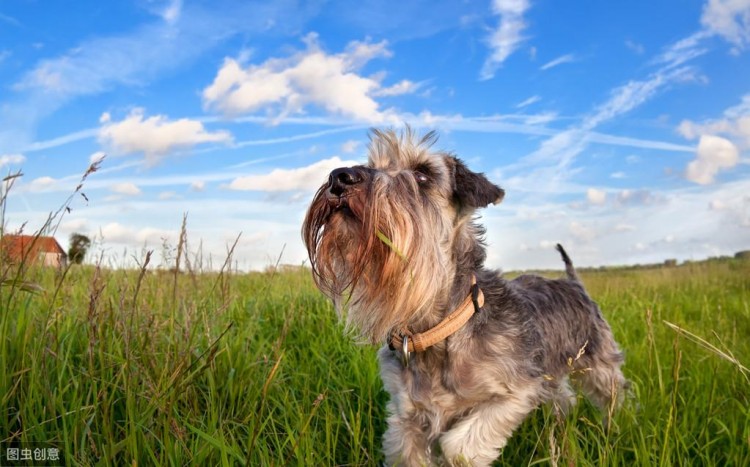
414, 171, 430, 185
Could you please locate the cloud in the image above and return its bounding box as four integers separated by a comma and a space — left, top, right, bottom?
110, 182, 142, 196
202, 34, 406, 123
678, 94, 748, 184
159, 191, 179, 200
616, 188, 662, 206
227, 156, 359, 192
0, 13, 21, 27
27, 176, 58, 192
190, 181, 206, 192
586, 188, 607, 205
584, 66, 698, 130
89, 151, 106, 164
99, 222, 177, 246
98, 109, 232, 162
701, 0, 750, 49
569, 221, 597, 243
709, 199, 727, 210
160, 0, 183, 24
539, 53, 575, 71
0, 154, 25, 168
341, 140, 360, 153
685, 134, 740, 184
480, 0, 531, 80
678, 94, 750, 149
614, 223, 636, 232
625, 40, 645, 54
516, 95, 541, 108
60, 218, 89, 233
652, 31, 709, 69
1, 1, 313, 153
373, 79, 423, 96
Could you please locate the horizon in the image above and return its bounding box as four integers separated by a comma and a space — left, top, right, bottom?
1, 0, 749, 271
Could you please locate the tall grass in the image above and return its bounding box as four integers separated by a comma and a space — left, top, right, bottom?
2, 250, 748, 465
1, 171, 748, 465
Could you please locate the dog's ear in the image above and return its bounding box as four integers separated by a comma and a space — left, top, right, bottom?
450, 157, 505, 210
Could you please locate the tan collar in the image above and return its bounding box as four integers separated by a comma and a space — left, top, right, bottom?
389, 275, 485, 355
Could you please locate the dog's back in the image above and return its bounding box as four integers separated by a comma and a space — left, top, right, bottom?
506, 245, 626, 414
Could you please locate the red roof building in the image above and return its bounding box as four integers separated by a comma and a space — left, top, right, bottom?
1, 235, 68, 268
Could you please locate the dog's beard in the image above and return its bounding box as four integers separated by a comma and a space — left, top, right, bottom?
303, 177, 452, 343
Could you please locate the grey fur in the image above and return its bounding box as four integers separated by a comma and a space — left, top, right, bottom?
303, 128, 627, 466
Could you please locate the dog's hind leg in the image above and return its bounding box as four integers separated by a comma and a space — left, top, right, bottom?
552, 375, 578, 416
577, 353, 627, 428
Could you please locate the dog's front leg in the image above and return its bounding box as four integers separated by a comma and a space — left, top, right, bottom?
379, 352, 432, 466
382, 408, 432, 466
439, 391, 539, 466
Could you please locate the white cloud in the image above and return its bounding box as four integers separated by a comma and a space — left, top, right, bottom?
0, 154, 25, 167
709, 199, 727, 210
161, 0, 183, 24
480, 0, 531, 80
584, 66, 697, 130
159, 191, 179, 200
569, 221, 596, 243
26, 176, 58, 192
701, 0, 750, 49
516, 95, 541, 108
539, 240, 556, 249
625, 40, 645, 54
341, 140, 360, 153
89, 151, 106, 164
540, 53, 575, 71
685, 134, 740, 184
99, 222, 136, 244
227, 156, 360, 192
98, 109, 232, 162
190, 181, 206, 192
678, 94, 750, 149
617, 188, 661, 205
110, 182, 142, 196
61, 218, 89, 233
2, 1, 310, 154
202, 34, 404, 123
373, 79, 422, 97
586, 188, 607, 205
522, 112, 557, 125
652, 31, 709, 69
99, 222, 176, 246
679, 95, 747, 185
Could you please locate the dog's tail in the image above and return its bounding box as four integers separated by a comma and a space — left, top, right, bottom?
555, 244, 579, 281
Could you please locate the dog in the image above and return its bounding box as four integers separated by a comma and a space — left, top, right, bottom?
302, 128, 627, 466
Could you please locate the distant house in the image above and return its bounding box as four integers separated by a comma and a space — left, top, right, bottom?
1, 235, 68, 268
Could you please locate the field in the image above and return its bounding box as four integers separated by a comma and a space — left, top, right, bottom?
1, 245, 749, 465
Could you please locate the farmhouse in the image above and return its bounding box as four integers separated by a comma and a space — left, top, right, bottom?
1, 234, 68, 268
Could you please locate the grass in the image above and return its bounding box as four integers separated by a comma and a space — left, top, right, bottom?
1, 249, 748, 466
0, 167, 748, 465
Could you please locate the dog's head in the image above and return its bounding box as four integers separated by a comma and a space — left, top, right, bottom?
303, 128, 503, 342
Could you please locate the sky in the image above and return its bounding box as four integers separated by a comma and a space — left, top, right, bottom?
1, 0, 749, 271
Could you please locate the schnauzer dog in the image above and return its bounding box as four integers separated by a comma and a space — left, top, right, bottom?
302, 128, 627, 466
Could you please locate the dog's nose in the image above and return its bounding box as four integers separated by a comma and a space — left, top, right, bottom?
328, 167, 362, 196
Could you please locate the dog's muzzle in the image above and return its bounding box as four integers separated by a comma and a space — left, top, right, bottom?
325, 167, 362, 209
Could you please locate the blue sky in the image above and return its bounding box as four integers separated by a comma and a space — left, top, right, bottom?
1, 0, 749, 271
